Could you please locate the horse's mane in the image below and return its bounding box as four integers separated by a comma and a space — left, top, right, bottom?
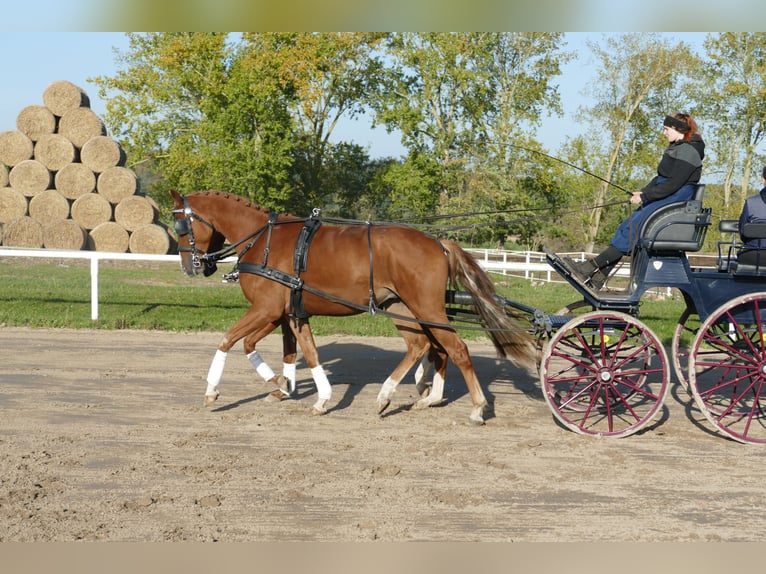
191, 190, 295, 218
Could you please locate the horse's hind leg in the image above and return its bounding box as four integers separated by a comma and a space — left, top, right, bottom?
426, 325, 488, 425
413, 344, 449, 410
376, 305, 432, 415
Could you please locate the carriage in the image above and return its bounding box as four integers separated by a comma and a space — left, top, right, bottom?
171, 184, 766, 444
486, 183, 766, 444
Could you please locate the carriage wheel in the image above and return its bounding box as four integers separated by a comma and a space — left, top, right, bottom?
688, 292, 766, 444
540, 311, 670, 438
670, 307, 700, 393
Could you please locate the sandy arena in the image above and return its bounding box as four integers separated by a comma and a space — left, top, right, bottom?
1, 326, 765, 542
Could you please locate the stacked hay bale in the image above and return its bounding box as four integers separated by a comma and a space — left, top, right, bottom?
0, 80, 175, 254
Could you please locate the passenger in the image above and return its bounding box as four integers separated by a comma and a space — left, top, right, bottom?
737, 166, 766, 267
563, 112, 705, 289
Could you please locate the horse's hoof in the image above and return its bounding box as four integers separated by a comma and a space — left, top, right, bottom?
203, 391, 219, 406
273, 375, 291, 395
311, 399, 328, 415
468, 416, 486, 426
264, 389, 288, 403
377, 399, 391, 415
413, 397, 445, 410
415, 383, 432, 398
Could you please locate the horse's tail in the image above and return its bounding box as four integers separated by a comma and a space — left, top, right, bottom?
440, 239, 537, 369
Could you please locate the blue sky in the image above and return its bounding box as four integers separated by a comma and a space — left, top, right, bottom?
0, 32, 708, 160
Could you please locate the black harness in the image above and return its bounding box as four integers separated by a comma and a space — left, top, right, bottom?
173, 199, 377, 320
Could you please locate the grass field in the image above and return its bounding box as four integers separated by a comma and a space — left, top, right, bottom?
0, 256, 687, 344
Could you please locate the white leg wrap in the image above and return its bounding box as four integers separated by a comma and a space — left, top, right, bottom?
247, 350, 275, 381
311, 365, 332, 401
206, 350, 227, 395
282, 362, 296, 393
378, 377, 398, 401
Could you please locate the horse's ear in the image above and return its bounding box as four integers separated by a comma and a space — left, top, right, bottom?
169, 189, 182, 205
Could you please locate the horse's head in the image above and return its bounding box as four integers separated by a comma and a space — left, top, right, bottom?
170, 190, 226, 277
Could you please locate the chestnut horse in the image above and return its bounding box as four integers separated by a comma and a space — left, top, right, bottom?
170, 190, 535, 424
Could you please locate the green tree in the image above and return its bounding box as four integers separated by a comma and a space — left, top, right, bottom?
93, 33, 296, 213
697, 33, 766, 208
240, 33, 386, 212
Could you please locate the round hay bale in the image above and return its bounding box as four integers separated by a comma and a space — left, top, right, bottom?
88, 221, 129, 253
80, 135, 126, 173
3, 215, 43, 248
43, 219, 88, 250
34, 134, 77, 171
0, 130, 34, 167
114, 195, 157, 232
0, 188, 28, 224
8, 159, 52, 197
71, 192, 112, 230
28, 189, 70, 225
58, 107, 106, 148
1, 163, 8, 187
42, 80, 90, 116
16, 105, 57, 141
129, 223, 173, 254
96, 166, 138, 204
55, 162, 96, 199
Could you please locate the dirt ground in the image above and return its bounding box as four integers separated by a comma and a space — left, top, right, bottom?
1, 326, 765, 542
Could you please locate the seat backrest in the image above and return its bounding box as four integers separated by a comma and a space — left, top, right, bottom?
637, 184, 710, 252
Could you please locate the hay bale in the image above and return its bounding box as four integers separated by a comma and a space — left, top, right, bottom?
55, 162, 96, 199
1, 163, 8, 187
8, 159, 52, 197
3, 215, 43, 248
80, 136, 126, 173
114, 195, 157, 232
0, 130, 34, 167
71, 192, 112, 230
0, 188, 28, 224
43, 219, 88, 250
129, 223, 173, 254
96, 166, 138, 204
34, 134, 77, 171
28, 189, 70, 225
16, 105, 57, 141
58, 107, 106, 148
42, 80, 90, 116
88, 221, 129, 253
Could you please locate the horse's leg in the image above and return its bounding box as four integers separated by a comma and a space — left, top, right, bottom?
426, 325, 487, 425
242, 318, 295, 400
413, 344, 450, 410
289, 319, 332, 415
376, 305, 432, 414
203, 307, 279, 406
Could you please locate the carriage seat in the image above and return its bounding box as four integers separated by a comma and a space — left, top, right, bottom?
636, 183, 711, 252
723, 221, 766, 275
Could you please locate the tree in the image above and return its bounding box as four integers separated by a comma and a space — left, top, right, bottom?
372, 33, 569, 241
697, 33, 766, 208
240, 33, 386, 211
93, 33, 297, 212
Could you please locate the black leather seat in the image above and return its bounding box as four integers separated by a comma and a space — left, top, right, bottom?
637, 184, 711, 252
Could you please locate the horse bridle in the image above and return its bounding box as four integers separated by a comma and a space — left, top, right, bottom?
171, 195, 219, 276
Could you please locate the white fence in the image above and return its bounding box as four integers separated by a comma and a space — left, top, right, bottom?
1, 246, 720, 320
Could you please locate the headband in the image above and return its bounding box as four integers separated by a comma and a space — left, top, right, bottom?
664, 115, 689, 132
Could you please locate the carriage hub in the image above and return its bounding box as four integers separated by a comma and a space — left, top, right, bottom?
599, 369, 613, 382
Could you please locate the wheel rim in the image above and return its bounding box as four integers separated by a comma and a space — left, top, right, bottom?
541, 311, 670, 438
689, 292, 766, 444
